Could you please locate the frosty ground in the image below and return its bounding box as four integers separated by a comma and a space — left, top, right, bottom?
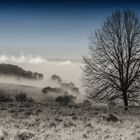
0, 84, 140, 140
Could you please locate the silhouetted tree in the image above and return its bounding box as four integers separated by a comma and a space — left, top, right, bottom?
83, 10, 140, 110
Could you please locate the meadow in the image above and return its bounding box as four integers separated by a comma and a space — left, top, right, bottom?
0, 83, 140, 140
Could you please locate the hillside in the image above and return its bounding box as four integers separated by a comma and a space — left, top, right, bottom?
0, 63, 43, 80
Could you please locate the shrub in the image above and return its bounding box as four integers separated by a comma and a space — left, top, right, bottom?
15, 92, 27, 102
42, 87, 52, 94
15, 92, 34, 102
0, 90, 13, 102
55, 93, 76, 106
51, 74, 62, 83
42, 87, 66, 94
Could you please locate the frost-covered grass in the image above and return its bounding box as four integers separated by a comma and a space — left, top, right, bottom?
0, 99, 140, 140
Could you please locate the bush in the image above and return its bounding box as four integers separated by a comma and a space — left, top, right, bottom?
55, 93, 76, 106
42, 86, 67, 94
15, 92, 34, 102
15, 92, 27, 102
42, 87, 52, 94
0, 90, 13, 102
51, 74, 62, 83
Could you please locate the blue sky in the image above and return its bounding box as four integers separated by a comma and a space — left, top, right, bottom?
0, 0, 140, 59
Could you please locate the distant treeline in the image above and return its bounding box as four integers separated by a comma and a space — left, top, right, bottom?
0, 63, 43, 80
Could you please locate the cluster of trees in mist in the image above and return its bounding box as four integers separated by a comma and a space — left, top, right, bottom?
0, 63, 43, 80
83, 10, 140, 110
42, 74, 80, 94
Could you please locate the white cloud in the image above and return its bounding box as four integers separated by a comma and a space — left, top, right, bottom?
0, 54, 79, 65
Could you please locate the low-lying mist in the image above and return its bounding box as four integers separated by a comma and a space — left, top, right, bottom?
0, 54, 82, 86
0, 59, 85, 102
42, 74, 82, 101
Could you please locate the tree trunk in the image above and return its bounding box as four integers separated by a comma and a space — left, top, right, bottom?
123, 91, 128, 110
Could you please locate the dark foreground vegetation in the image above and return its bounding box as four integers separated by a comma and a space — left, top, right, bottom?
0, 63, 43, 80
0, 89, 140, 140
0, 91, 34, 103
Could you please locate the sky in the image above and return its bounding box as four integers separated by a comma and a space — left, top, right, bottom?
0, 0, 140, 60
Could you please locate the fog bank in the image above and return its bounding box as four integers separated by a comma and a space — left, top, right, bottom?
0, 61, 83, 91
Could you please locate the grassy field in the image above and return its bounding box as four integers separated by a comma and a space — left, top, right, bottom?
0, 84, 140, 140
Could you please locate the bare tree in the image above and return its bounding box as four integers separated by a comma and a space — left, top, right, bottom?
83, 10, 140, 110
